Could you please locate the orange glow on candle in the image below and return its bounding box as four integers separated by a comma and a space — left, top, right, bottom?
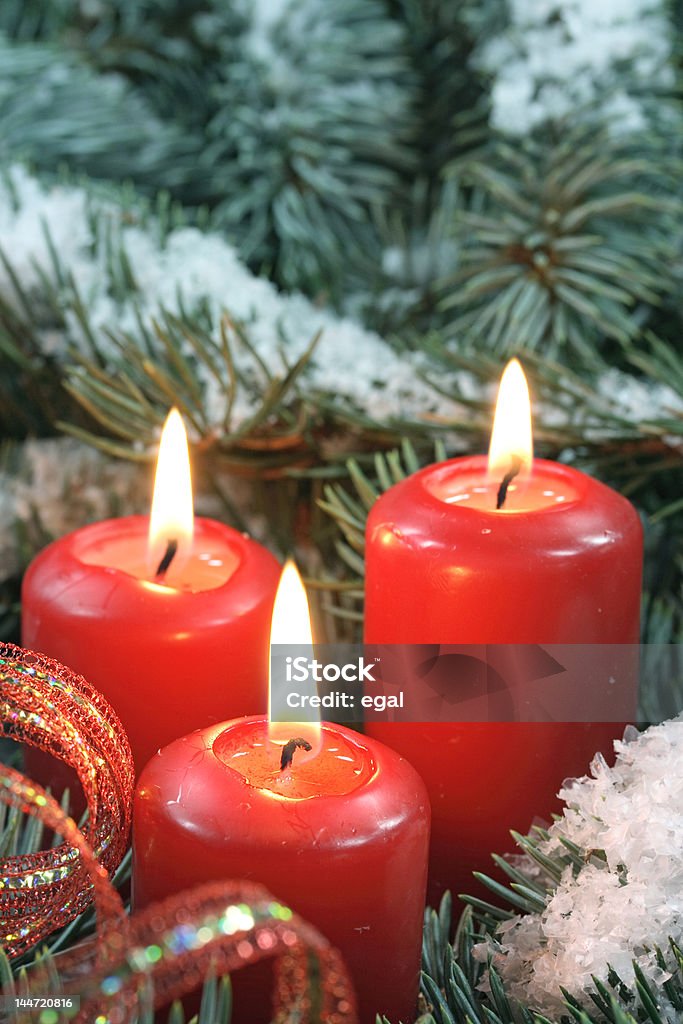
148, 408, 194, 577
268, 560, 321, 753
488, 358, 533, 478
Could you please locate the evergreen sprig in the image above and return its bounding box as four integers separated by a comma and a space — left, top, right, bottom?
202, 0, 417, 297
349, 125, 683, 366
388, 0, 491, 179
417, 815, 683, 1024
62, 313, 325, 470
439, 129, 681, 361
0, 34, 192, 189
0, 0, 419, 297
419, 886, 683, 1024
316, 439, 445, 624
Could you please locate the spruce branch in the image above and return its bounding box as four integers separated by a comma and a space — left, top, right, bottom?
349, 179, 461, 337
0, 34, 194, 190
0, 1, 419, 297
388, 0, 490, 178
439, 129, 681, 361
416, 853, 683, 1024
61, 312, 335, 477
316, 439, 446, 633
200, 0, 417, 296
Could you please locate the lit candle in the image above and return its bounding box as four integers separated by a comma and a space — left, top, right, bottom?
132, 563, 430, 1024
22, 409, 281, 773
364, 360, 643, 903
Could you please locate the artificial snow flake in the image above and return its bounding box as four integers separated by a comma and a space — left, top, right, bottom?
0, 166, 679, 450
0, 439, 148, 584
0, 166, 456, 428
476, 0, 675, 137
490, 717, 683, 1016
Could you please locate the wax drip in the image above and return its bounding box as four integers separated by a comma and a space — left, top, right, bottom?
155, 538, 178, 578
496, 455, 523, 510
280, 737, 313, 771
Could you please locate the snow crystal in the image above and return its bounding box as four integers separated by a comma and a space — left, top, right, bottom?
596, 369, 683, 425
0, 438, 149, 584
491, 717, 683, 1016
0, 167, 679, 445
241, 0, 293, 65
0, 166, 458, 430
475, 0, 675, 136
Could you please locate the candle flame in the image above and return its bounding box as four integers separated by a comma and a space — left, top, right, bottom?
488, 358, 533, 478
148, 408, 194, 577
268, 560, 321, 753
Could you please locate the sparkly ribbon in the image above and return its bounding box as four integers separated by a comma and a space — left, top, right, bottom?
0, 643, 134, 957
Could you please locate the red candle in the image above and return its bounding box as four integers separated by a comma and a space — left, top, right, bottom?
22, 410, 281, 772
133, 716, 429, 1024
364, 360, 642, 902
132, 564, 430, 1024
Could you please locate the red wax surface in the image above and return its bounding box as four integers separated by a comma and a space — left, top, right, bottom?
21, 516, 281, 772
364, 456, 643, 903
133, 717, 430, 1024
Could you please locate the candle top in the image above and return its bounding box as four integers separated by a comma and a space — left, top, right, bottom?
213, 719, 376, 800
75, 516, 240, 592
423, 457, 581, 512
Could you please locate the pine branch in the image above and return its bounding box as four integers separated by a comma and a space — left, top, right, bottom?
438, 129, 681, 362
349, 124, 682, 367
60, 314, 332, 474
387, 0, 490, 178
0, 0, 73, 41
0, 166, 452, 455
316, 439, 446, 633
349, 180, 461, 337
469, 0, 680, 141
200, 0, 417, 296
417, 854, 683, 1024
0, 34, 193, 190
421, 720, 683, 1021
0, 2, 419, 297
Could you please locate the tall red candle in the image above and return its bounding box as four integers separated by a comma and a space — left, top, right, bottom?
364, 361, 642, 903
133, 716, 430, 1024
21, 410, 281, 772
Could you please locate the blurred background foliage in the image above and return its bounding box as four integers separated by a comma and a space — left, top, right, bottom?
0, 0, 679, 648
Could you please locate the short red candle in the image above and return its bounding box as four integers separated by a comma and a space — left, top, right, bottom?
364, 455, 642, 902
21, 516, 281, 771
132, 715, 430, 1024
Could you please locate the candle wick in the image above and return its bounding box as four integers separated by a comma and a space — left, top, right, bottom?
496, 456, 523, 510
155, 538, 178, 578
280, 737, 313, 771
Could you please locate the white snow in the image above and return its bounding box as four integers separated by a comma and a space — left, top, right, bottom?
0, 166, 458, 430
483, 718, 683, 1016
0, 166, 679, 447
475, 0, 675, 136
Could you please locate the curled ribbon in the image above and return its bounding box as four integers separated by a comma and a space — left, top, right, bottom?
0, 643, 133, 956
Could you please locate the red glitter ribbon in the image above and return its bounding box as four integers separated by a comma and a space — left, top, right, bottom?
0, 643, 133, 956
